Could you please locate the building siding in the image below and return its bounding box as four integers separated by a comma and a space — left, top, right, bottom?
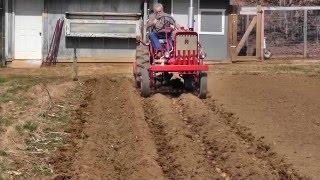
5, 0, 141, 62
5, 0, 230, 62
44, 0, 141, 62
172, 0, 229, 60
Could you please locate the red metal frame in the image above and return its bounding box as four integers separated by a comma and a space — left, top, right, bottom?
150, 65, 208, 72
149, 31, 208, 73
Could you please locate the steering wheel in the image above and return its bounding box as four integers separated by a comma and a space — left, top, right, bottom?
155, 15, 176, 32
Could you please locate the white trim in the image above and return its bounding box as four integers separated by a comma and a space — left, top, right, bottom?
12, 0, 15, 59
198, 8, 225, 35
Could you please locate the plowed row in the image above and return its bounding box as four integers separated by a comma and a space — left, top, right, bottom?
54, 76, 304, 179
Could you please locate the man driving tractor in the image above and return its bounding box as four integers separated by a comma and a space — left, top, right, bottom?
134, 0, 208, 98
147, 3, 180, 58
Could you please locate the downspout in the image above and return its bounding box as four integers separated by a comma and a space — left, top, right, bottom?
1, 0, 5, 66
188, 0, 194, 30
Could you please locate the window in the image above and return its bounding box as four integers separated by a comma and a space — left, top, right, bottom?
198, 9, 225, 35
65, 19, 140, 38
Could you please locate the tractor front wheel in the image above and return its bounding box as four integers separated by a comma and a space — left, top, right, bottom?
198, 73, 207, 99
141, 69, 151, 97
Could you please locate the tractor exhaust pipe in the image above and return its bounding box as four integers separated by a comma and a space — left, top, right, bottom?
188, 0, 194, 30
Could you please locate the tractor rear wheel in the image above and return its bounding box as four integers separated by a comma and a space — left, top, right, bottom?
141, 68, 151, 97
198, 73, 207, 99
134, 44, 150, 88
184, 76, 194, 91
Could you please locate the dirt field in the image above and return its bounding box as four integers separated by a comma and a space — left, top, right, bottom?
0, 62, 320, 179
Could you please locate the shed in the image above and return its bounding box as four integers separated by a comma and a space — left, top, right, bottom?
2, 0, 230, 63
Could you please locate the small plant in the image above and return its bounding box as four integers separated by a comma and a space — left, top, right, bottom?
22, 121, 38, 132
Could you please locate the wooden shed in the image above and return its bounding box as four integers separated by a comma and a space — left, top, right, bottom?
2, 0, 230, 63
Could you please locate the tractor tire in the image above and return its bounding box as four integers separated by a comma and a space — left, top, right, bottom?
198, 73, 207, 99
136, 44, 150, 74
141, 68, 151, 98
135, 44, 150, 88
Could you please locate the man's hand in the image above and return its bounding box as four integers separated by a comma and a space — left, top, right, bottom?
152, 19, 158, 25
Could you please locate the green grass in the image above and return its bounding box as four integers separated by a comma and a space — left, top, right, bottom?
272, 65, 310, 73
0, 77, 6, 85
0, 94, 12, 103
22, 121, 38, 132
0, 116, 12, 127
6, 77, 41, 94
2, 75, 56, 94
0, 76, 59, 108
15, 125, 24, 135
269, 65, 320, 76
32, 164, 53, 176
0, 150, 8, 157
0, 162, 7, 174
0, 76, 42, 104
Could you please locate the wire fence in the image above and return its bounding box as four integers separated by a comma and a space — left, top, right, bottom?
237, 7, 320, 59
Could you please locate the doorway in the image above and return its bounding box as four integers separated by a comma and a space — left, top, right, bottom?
14, 0, 43, 60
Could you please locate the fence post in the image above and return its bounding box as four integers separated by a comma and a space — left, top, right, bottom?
256, 5, 264, 61
73, 40, 79, 81
303, 9, 308, 58
261, 9, 265, 61
229, 13, 238, 62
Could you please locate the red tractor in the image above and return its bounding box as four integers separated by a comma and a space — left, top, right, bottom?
133, 15, 208, 98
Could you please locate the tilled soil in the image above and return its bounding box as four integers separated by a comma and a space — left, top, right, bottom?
209, 74, 320, 178
52, 75, 307, 179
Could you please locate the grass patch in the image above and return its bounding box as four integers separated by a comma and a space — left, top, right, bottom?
0, 162, 7, 174
0, 94, 12, 103
32, 164, 53, 176
15, 125, 24, 135
269, 65, 320, 76
0, 76, 59, 109
6, 77, 41, 94
0, 150, 8, 157
0, 77, 6, 85
272, 65, 310, 73
22, 121, 38, 132
25, 132, 65, 152
0, 116, 12, 127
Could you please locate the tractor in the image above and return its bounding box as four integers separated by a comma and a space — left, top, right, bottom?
133, 2, 208, 98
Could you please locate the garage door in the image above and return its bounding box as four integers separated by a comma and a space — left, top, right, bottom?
14, 0, 43, 60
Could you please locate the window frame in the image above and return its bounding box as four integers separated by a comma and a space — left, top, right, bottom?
198, 8, 226, 35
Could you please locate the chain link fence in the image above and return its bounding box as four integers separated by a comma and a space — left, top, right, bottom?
265, 9, 320, 58
237, 7, 320, 59
307, 9, 320, 58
